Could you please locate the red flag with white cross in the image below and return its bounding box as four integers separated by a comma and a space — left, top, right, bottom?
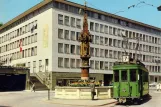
19, 39, 22, 52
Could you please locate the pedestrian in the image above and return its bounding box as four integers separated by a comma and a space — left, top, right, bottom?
156, 83, 160, 91
160, 83, 161, 91
101, 81, 104, 86
31, 83, 36, 92
90, 80, 96, 100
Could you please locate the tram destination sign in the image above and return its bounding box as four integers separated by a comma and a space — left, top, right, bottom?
122, 55, 130, 62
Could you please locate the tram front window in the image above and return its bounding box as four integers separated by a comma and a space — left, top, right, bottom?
130, 69, 136, 82
121, 70, 127, 81
114, 70, 119, 82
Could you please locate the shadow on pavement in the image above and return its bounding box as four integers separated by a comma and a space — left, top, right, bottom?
0, 105, 11, 107
115, 94, 152, 106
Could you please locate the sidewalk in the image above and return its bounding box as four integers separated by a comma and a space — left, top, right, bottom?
45, 98, 117, 106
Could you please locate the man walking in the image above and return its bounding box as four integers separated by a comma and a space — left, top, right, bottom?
90, 80, 96, 100
31, 83, 36, 92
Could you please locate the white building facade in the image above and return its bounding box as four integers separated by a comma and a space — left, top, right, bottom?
0, 0, 161, 88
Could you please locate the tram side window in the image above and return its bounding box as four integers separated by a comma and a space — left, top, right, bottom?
114, 70, 119, 82
121, 70, 127, 81
130, 69, 136, 82
143, 72, 148, 82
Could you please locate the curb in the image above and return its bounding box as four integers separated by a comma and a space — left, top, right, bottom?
45, 99, 118, 107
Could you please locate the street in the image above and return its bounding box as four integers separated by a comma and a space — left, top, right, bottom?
0, 90, 161, 107
113, 90, 161, 107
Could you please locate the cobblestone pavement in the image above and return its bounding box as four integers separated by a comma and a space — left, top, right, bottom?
0, 91, 82, 107
0, 90, 159, 107
113, 90, 161, 107
0, 90, 115, 107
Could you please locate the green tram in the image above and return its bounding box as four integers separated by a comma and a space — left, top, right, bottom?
113, 56, 149, 104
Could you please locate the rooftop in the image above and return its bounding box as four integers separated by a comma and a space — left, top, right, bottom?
0, 0, 161, 32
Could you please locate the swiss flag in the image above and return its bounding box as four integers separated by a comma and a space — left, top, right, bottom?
19, 39, 22, 52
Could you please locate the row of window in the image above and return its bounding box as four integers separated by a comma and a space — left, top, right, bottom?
0, 33, 37, 53
58, 43, 160, 63
0, 20, 37, 44
89, 22, 161, 45
58, 28, 160, 54
0, 46, 37, 63
58, 57, 110, 70
146, 65, 160, 73
55, 1, 161, 35
27, 59, 49, 73
58, 14, 81, 28
58, 28, 80, 41
58, 57, 160, 72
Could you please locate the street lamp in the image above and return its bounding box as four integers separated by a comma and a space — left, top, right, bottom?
157, 5, 161, 11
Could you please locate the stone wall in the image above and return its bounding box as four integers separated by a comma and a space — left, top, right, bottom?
55, 86, 113, 99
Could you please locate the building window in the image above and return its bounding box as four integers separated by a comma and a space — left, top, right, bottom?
95, 48, 99, 57
39, 60, 42, 72
95, 35, 99, 44
34, 33, 37, 42
28, 48, 31, 57
100, 49, 104, 57
58, 57, 63, 68
100, 24, 104, 33
95, 61, 99, 69
31, 35, 34, 43
64, 44, 69, 54
71, 17, 75, 27
31, 47, 34, 56
58, 29, 63, 39
90, 60, 94, 69
76, 18, 81, 28
76, 32, 80, 41
70, 59, 75, 68
64, 16, 69, 26
25, 49, 28, 57
70, 45, 75, 54
105, 62, 108, 70
105, 38, 108, 45
91, 35, 94, 44
58, 14, 63, 25
58, 43, 63, 53
104, 25, 108, 34
90, 22, 94, 31
109, 62, 113, 70
100, 61, 104, 70
109, 50, 113, 58
95, 23, 99, 32
71, 31, 75, 41
90, 47, 94, 56
64, 58, 69, 68
76, 59, 81, 68
34, 46, 37, 55
100, 37, 104, 45
64, 30, 69, 40
33, 61, 36, 73
109, 26, 112, 35
76, 45, 80, 55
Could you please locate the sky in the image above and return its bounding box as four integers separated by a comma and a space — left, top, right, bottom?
0, 0, 161, 28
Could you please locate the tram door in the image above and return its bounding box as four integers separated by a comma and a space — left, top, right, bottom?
113, 70, 120, 97
129, 69, 138, 97
120, 70, 130, 97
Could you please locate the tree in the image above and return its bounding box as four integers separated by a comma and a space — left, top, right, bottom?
0, 23, 3, 26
